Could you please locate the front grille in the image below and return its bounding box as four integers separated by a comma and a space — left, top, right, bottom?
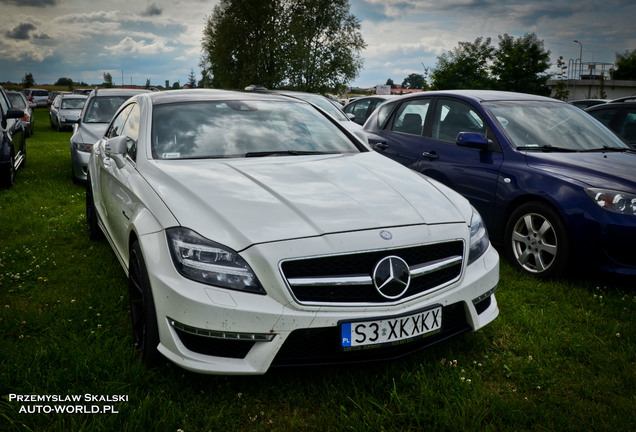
280, 241, 464, 304
272, 302, 469, 367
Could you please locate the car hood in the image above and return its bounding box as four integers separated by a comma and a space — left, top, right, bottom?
526, 151, 636, 190
141, 152, 470, 250
71, 122, 108, 145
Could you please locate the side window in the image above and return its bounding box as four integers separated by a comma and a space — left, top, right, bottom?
617, 109, 636, 142
390, 99, 430, 136
0, 92, 8, 115
106, 104, 133, 139
121, 104, 141, 161
588, 107, 618, 127
430, 99, 486, 143
349, 100, 371, 124
376, 101, 396, 129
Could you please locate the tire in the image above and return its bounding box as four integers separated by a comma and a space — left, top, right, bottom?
1, 149, 15, 188
129, 241, 162, 367
505, 201, 569, 278
85, 174, 103, 240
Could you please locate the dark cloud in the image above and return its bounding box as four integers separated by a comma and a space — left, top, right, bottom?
5, 23, 36, 40
2, 0, 58, 6
141, 2, 163, 16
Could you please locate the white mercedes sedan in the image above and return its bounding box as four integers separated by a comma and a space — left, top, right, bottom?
86, 89, 499, 375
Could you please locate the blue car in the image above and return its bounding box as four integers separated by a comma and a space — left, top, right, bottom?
363, 90, 636, 277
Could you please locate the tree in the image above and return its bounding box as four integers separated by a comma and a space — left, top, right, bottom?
429, 34, 552, 95
55, 77, 74, 87
200, 0, 365, 92
401, 73, 426, 90
21, 73, 35, 88
385, 78, 395, 89
429, 37, 495, 90
145, 78, 151, 89
613, 49, 636, 80
187, 69, 197, 88
491, 33, 551, 95
103, 72, 114, 88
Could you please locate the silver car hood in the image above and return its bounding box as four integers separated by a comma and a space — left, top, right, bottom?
141, 152, 470, 250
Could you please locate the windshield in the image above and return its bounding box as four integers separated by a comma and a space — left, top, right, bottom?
151, 100, 361, 159
485, 100, 629, 151
61, 98, 86, 109
83, 96, 133, 123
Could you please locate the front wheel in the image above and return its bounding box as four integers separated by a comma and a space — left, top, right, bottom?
85, 174, 103, 240
129, 241, 162, 367
1, 149, 15, 188
505, 201, 569, 278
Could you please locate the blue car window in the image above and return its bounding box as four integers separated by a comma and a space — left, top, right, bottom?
390, 99, 430, 135
431, 99, 486, 143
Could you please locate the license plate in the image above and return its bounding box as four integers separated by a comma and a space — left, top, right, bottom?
340, 306, 442, 350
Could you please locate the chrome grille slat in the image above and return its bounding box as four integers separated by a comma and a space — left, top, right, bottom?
280, 241, 464, 304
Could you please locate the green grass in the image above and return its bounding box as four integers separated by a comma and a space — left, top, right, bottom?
1, 108, 635, 431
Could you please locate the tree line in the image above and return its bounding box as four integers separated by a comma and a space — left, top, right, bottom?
16, 0, 636, 96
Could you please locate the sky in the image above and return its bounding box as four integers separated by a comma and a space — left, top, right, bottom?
1, 0, 635, 89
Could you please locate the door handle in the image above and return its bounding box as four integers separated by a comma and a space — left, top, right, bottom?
422, 151, 439, 160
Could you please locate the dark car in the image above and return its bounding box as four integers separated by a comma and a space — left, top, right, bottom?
0, 86, 27, 187
568, 99, 610, 109
6, 90, 34, 137
363, 90, 636, 278
343, 95, 395, 125
586, 96, 636, 148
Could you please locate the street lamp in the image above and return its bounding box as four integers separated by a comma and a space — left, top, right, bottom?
574, 40, 582, 79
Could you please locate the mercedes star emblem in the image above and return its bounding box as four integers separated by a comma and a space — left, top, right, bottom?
372, 255, 411, 299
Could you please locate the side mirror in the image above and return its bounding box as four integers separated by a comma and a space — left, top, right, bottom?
456, 132, 489, 149
104, 135, 128, 168
2, 108, 24, 128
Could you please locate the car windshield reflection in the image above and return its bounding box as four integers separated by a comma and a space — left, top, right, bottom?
485, 101, 629, 151
151, 100, 361, 159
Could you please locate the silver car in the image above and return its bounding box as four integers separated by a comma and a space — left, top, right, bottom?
6, 90, 35, 137
70, 88, 149, 182
50, 94, 87, 131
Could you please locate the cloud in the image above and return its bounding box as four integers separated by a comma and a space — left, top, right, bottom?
141, 3, 163, 16
5, 23, 37, 40
3, 0, 58, 6
105, 36, 175, 56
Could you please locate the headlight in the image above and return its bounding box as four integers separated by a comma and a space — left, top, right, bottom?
468, 206, 490, 265
73, 142, 93, 152
166, 227, 265, 294
586, 188, 636, 216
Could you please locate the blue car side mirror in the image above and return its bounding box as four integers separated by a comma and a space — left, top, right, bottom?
456, 132, 489, 149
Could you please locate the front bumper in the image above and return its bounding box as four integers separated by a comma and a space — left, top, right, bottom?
139, 224, 499, 375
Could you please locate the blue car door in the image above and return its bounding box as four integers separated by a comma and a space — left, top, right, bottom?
416, 97, 504, 226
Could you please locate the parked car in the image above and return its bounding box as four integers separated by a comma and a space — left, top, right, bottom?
568, 99, 610, 109
264, 90, 369, 143
86, 89, 499, 374
363, 90, 636, 278
49, 94, 87, 131
0, 85, 27, 187
344, 95, 395, 125
47, 91, 68, 107
70, 88, 149, 182
23, 88, 49, 107
586, 96, 636, 148
6, 90, 34, 137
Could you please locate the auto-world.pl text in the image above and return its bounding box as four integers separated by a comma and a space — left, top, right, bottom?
9, 394, 127, 414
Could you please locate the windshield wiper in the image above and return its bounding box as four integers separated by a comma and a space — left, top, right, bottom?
244, 150, 337, 157
578, 146, 631, 153
516, 145, 578, 152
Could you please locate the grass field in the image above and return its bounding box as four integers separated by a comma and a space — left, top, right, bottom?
1, 108, 634, 431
